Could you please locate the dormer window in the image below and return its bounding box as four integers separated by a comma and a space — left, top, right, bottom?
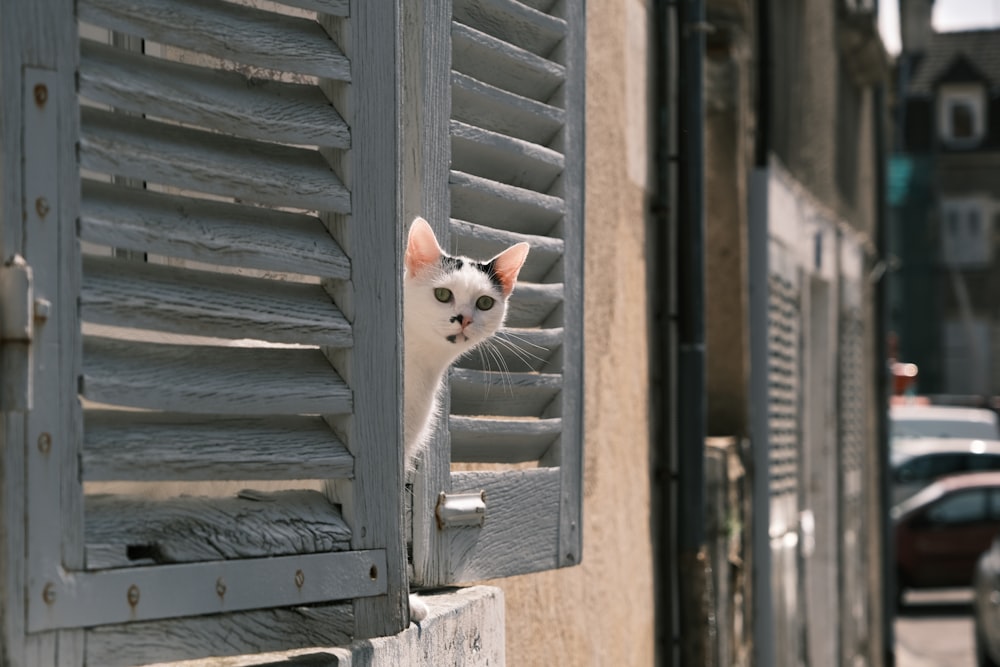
938, 84, 986, 147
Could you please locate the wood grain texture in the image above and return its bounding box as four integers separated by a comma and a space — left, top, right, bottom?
80, 40, 349, 148
82, 337, 352, 415
450, 120, 563, 193
80, 0, 350, 80
453, 0, 566, 57
450, 169, 564, 235
82, 255, 351, 346
449, 416, 560, 463
504, 281, 563, 328
444, 468, 561, 581
83, 412, 353, 481
452, 70, 564, 146
80, 181, 350, 278
85, 490, 351, 568
451, 22, 564, 102
450, 368, 561, 417
85, 604, 353, 667
450, 218, 562, 282
80, 107, 350, 213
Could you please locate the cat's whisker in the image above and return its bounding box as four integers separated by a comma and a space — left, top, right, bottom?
493, 335, 545, 371
483, 340, 516, 397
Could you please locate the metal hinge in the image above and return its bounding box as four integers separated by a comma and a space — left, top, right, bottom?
435, 491, 487, 530
0, 255, 34, 411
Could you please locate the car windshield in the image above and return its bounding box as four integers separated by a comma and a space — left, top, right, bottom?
891, 418, 999, 440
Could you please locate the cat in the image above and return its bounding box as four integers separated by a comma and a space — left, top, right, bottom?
403, 217, 530, 471
403, 218, 528, 624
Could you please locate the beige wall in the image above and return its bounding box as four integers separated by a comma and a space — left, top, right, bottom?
489, 0, 656, 664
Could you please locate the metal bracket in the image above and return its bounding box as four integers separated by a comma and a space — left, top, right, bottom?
435, 491, 486, 530
0, 254, 34, 411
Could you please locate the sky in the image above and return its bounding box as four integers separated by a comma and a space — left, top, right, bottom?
879, 0, 1000, 55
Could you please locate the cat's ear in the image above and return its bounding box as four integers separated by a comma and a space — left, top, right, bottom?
405, 217, 443, 276
490, 242, 530, 296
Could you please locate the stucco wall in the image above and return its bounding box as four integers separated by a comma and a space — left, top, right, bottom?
487, 0, 656, 664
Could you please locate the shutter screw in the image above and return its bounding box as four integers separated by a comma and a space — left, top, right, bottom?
37, 432, 51, 455
294, 569, 305, 589
215, 577, 226, 598
42, 582, 56, 605
35, 197, 49, 220
33, 84, 48, 107
127, 584, 140, 608
369, 564, 378, 580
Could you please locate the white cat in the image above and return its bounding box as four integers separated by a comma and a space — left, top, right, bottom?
403, 216, 529, 469
402, 217, 528, 624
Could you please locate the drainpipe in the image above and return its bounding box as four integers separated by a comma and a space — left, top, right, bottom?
677, 0, 708, 663
650, 0, 706, 663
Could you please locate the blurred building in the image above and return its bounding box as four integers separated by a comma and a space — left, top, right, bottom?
891, 0, 1000, 398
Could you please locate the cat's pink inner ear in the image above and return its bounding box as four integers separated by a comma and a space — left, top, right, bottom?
405, 217, 443, 276
492, 242, 530, 296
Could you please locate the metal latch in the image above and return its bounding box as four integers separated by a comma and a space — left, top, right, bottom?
0, 255, 34, 411
435, 491, 486, 529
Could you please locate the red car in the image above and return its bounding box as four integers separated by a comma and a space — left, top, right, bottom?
893, 472, 1000, 605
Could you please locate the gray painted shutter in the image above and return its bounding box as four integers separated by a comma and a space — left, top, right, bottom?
411, 0, 585, 585
3, 1, 408, 665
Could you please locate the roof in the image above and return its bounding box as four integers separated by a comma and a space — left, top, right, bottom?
891, 403, 999, 424
907, 29, 1000, 95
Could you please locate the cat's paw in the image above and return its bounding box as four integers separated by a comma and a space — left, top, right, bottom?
409, 593, 429, 623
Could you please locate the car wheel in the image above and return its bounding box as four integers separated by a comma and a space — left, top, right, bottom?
976, 621, 999, 667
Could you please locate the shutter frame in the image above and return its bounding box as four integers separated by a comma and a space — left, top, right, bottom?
411, 0, 585, 587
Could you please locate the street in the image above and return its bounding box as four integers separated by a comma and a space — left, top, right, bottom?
896, 589, 976, 667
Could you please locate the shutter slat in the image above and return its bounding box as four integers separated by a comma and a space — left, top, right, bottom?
79, 0, 350, 80
82, 256, 351, 346
451, 120, 563, 193
86, 490, 351, 569
455, 326, 562, 373
80, 40, 349, 148
450, 170, 564, 234
80, 181, 350, 278
452, 71, 564, 145
83, 412, 353, 481
506, 282, 563, 328
453, 0, 566, 57
450, 416, 560, 463
450, 368, 561, 417
80, 108, 349, 213
82, 337, 352, 415
450, 218, 562, 283
452, 22, 564, 102
276, 0, 349, 15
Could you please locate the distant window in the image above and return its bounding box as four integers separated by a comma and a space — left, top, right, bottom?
940, 198, 993, 267
938, 84, 986, 147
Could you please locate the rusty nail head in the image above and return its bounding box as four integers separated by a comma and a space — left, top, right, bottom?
34, 84, 47, 107
34, 298, 51, 322
37, 433, 51, 455
127, 584, 140, 607
42, 583, 56, 605
294, 569, 305, 588
216, 577, 226, 598
35, 197, 49, 219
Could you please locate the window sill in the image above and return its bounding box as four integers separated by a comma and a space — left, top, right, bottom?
149, 586, 505, 667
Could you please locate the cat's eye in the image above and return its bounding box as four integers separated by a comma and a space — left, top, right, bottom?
434, 287, 452, 303
476, 295, 495, 311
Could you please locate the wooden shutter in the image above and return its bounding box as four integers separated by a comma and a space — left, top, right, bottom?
410, 0, 585, 585
2, 1, 407, 665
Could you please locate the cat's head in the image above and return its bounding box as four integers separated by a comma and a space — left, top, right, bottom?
404, 217, 529, 352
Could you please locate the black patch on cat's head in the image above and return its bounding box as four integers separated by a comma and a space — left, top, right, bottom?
440, 255, 463, 272
474, 260, 504, 291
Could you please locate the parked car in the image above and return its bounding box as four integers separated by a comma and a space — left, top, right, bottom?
893, 472, 1000, 607
892, 438, 1000, 504
891, 404, 1000, 442
973, 532, 1000, 666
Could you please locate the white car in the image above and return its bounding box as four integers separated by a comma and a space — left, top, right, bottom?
891, 404, 1000, 442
